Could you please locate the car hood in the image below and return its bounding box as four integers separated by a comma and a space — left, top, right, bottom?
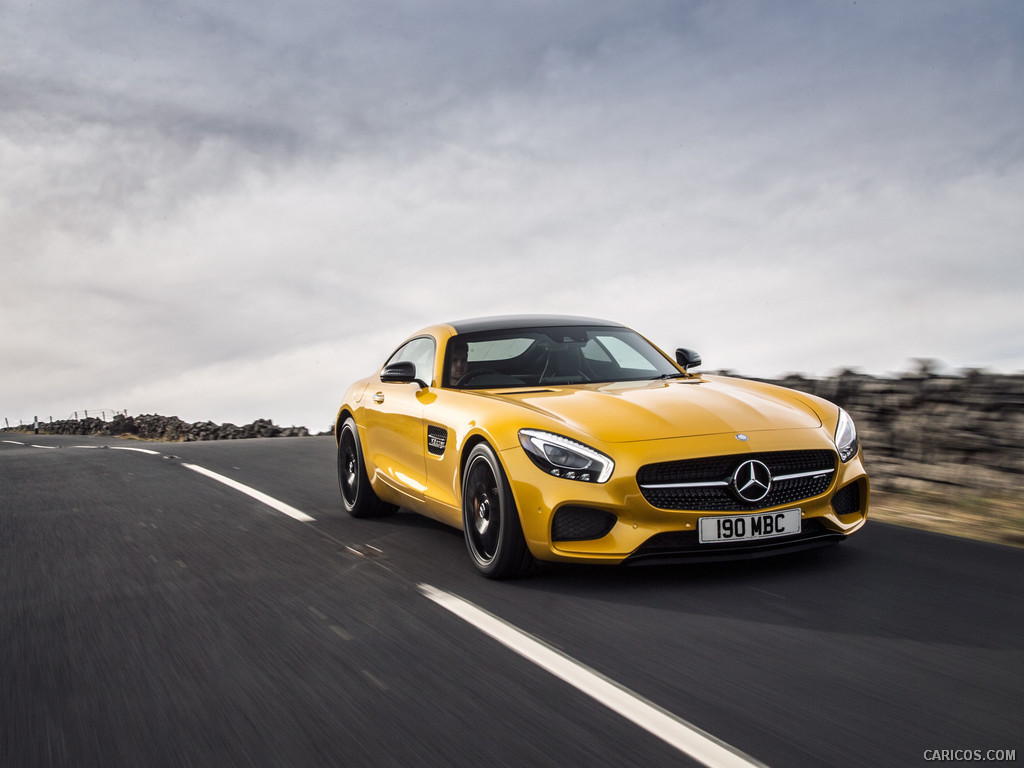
489, 376, 823, 443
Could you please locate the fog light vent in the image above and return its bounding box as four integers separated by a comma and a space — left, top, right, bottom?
551, 507, 617, 541
832, 482, 861, 516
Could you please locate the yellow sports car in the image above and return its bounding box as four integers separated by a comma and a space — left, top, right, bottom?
335, 315, 868, 578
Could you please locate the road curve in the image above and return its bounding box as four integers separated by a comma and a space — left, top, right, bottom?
2, 434, 1021, 768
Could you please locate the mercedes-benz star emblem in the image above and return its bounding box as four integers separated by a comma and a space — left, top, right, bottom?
732, 459, 772, 503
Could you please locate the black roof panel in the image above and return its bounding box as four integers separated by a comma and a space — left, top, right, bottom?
448, 315, 623, 334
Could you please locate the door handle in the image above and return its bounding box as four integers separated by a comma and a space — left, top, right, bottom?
372, 392, 385, 404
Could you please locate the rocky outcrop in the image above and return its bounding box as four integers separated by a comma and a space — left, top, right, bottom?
749, 365, 1024, 497
9, 414, 310, 441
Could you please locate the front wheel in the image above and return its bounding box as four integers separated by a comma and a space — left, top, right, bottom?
337, 417, 397, 518
462, 443, 532, 579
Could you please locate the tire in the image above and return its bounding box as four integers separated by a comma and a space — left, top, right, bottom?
461, 443, 532, 579
337, 417, 397, 518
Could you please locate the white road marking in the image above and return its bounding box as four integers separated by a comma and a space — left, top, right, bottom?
330, 625, 354, 641
4, 443, 316, 524
418, 584, 767, 768
182, 463, 315, 522
361, 670, 389, 690
25, 444, 160, 454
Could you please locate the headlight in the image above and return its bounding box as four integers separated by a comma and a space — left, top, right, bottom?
518, 429, 614, 483
834, 408, 859, 462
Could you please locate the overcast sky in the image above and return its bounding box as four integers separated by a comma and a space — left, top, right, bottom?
3, 0, 1022, 431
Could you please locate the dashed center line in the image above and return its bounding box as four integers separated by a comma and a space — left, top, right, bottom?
330, 625, 354, 641
109, 446, 162, 455
361, 670, 389, 690
4, 440, 317, 524
182, 462, 315, 522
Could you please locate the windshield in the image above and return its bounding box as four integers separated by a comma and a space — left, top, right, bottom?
444, 325, 683, 389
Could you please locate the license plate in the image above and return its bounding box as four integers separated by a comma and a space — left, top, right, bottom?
698, 509, 801, 544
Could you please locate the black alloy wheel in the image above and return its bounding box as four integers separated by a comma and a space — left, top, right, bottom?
461, 443, 532, 579
337, 417, 396, 518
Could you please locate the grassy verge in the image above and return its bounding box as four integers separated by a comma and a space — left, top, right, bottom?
869, 490, 1024, 548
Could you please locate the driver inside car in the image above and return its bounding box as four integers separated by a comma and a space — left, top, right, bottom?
449, 340, 469, 383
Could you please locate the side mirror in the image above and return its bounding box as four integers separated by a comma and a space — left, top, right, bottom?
380, 361, 421, 385
675, 348, 702, 371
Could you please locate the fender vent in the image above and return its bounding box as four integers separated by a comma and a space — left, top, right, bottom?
427, 426, 448, 456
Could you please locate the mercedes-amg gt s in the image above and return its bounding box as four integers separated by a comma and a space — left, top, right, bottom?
335, 316, 868, 578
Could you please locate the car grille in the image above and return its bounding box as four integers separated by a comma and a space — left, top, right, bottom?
637, 450, 837, 512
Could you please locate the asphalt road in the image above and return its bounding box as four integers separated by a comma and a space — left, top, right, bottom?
2, 434, 1021, 768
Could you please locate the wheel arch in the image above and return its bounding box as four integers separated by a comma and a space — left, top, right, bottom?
457, 431, 529, 531
334, 408, 355, 445
458, 433, 491, 495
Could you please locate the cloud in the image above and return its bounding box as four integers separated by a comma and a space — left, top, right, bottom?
2, 0, 1023, 429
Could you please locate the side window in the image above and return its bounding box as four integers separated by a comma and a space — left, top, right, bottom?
468, 338, 534, 361
384, 337, 437, 385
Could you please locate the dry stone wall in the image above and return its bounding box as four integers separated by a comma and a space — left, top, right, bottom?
751, 368, 1024, 497
9, 414, 310, 441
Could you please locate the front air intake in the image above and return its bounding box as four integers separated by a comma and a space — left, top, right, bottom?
831, 482, 861, 516
551, 507, 617, 541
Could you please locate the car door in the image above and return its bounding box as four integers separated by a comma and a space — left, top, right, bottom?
361, 336, 436, 503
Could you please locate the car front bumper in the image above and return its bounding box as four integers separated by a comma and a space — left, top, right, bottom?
500, 430, 869, 565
